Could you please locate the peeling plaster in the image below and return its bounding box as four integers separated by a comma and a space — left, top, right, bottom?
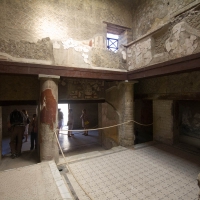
62, 38, 91, 63
165, 22, 200, 56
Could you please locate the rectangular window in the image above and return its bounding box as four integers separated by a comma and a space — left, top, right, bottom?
107, 33, 119, 53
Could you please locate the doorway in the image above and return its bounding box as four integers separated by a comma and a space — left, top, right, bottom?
58, 102, 103, 156
134, 100, 153, 144
0, 105, 38, 171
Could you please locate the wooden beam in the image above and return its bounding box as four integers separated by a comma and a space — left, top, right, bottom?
127, 52, 200, 80
0, 61, 127, 81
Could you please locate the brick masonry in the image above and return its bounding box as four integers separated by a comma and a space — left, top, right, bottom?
153, 100, 173, 145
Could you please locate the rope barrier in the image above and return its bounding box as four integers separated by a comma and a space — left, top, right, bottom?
54, 119, 153, 199
54, 130, 93, 200
57, 119, 153, 134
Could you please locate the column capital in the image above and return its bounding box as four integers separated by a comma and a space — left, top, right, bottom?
118, 80, 138, 89
38, 74, 60, 80
121, 80, 138, 85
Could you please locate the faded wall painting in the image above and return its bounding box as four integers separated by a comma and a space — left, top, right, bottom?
59, 78, 105, 100
179, 101, 200, 139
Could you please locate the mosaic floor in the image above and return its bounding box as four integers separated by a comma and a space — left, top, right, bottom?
68, 144, 200, 200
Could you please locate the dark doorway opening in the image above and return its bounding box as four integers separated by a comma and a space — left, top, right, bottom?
134, 100, 153, 144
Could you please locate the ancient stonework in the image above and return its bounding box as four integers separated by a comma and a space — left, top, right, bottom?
91, 48, 125, 70
0, 37, 53, 61
165, 22, 199, 58
59, 78, 105, 100
127, 38, 152, 70
128, 7, 200, 71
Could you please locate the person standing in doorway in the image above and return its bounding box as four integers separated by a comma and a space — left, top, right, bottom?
67, 108, 74, 137
80, 109, 89, 136
30, 114, 38, 150
58, 108, 64, 134
22, 109, 30, 142
8, 109, 27, 159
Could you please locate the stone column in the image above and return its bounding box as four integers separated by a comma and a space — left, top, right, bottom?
119, 81, 137, 146
38, 75, 59, 163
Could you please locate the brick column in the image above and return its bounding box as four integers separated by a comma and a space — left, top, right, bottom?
39, 75, 59, 163
119, 81, 137, 146
153, 100, 173, 145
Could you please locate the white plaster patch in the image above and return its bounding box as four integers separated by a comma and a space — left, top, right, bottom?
121, 50, 126, 60
53, 41, 61, 49
82, 53, 89, 63
62, 38, 91, 64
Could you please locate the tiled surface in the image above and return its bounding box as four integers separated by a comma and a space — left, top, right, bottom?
0, 161, 63, 200
68, 144, 200, 200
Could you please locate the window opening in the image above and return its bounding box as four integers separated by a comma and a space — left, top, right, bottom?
107, 33, 119, 53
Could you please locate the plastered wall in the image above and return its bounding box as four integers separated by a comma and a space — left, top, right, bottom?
0, 0, 132, 71
128, 1, 200, 71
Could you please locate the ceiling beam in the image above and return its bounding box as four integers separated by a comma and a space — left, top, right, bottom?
0, 61, 127, 81
1, 52, 200, 81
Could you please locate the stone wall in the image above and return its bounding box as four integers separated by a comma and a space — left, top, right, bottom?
135, 71, 200, 100
153, 100, 174, 145
132, 0, 198, 39
128, 2, 200, 71
105, 81, 135, 146
0, 75, 39, 101
0, 0, 132, 70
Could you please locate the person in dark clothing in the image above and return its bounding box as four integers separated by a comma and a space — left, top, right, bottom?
30, 114, 38, 150
8, 109, 27, 159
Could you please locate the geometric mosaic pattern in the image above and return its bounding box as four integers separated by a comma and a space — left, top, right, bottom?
69, 144, 200, 200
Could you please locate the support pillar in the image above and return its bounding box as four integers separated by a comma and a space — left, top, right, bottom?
119, 81, 137, 146
38, 75, 59, 163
